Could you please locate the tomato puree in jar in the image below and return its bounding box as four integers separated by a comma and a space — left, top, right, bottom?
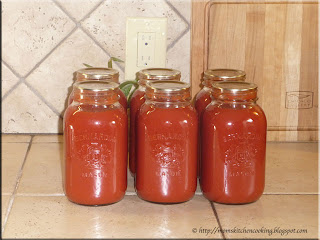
64, 81, 127, 205
136, 81, 197, 203
195, 69, 246, 177
129, 68, 181, 176
201, 81, 266, 204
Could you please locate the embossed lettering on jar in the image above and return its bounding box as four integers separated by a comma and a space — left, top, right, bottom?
64, 81, 127, 205
68, 68, 127, 109
200, 81, 267, 204
129, 68, 181, 176
136, 81, 198, 203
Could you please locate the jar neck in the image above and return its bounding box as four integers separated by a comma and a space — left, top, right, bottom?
203, 79, 218, 87
72, 89, 119, 105
145, 92, 191, 103
145, 99, 191, 108
137, 84, 146, 91
76, 78, 119, 83
212, 89, 258, 103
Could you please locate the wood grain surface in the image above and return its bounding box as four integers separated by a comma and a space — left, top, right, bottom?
191, 0, 318, 141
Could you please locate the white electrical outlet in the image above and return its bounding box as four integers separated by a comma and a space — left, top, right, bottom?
125, 17, 167, 80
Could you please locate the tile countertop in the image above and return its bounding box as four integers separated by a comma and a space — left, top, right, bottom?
1, 134, 319, 239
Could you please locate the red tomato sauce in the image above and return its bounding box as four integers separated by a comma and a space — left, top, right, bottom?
129, 88, 145, 175
136, 81, 197, 203
64, 82, 127, 205
200, 82, 266, 204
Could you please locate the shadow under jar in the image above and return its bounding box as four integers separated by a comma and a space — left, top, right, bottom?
64, 81, 128, 206
68, 68, 127, 109
201, 81, 267, 204
129, 68, 181, 176
136, 81, 198, 204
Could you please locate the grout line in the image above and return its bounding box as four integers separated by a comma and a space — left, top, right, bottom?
23, 81, 61, 117
2, 136, 34, 233
79, 0, 105, 23
15, 193, 65, 197
52, 0, 125, 73
165, 0, 191, 50
210, 201, 226, 240
2, 81, 23, 101
23, 26, 78, 80
1, 60, 22, 78
79, 25, 124, 72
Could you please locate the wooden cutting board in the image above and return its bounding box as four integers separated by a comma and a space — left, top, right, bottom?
191, 0, 318, 141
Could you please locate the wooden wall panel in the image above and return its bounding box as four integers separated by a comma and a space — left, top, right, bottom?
191, 0, 318, 141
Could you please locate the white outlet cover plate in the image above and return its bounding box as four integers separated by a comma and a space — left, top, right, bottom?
125, 17, 167, 80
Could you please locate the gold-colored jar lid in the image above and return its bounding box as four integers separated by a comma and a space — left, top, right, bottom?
147, 80, 190, 93
74, 80, 119, 92
204, 69, 246, 81
137, 68, 181, 81
76, 68, 119, 81
212, 81, 257, 93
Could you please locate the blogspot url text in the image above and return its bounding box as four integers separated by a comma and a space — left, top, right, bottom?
192, 226, 308, 236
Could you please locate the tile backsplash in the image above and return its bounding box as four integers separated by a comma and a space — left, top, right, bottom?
2, 0, 191, 133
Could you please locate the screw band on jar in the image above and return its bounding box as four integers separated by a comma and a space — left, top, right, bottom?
137, 68, 181, 86
76, 68, 119, 82
73, 80, 120, 103
211, 81, 258, 101
146, 81, 191, 102
203, 69, 246, 87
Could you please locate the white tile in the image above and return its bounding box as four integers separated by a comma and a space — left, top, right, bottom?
264, 142, 318, 194
166, 31, 190, 83
2, 143, 29, 194
4, 195, 220, 239
26, 29, 113, 115
56, 0, 101, 21
215, 195, 318, 239
167, 0, 191, 21
2, 0, 75, 76
81, 0, 189, 75
1, 135, 31, 143
2, 84, 60, 133
2, 63, 20, 97
17, 143, 64, 195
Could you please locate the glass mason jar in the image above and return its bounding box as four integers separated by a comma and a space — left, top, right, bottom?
129, 68, 181, 176
194, 69, 246, 117
200, 81, 267, 204
136, 81, 198, 203
64, 81, 128, 205
68, 68, 127, 109
195, 69, 246, 177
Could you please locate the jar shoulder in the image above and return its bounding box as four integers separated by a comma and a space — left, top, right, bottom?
139, 104, 197, 121
195, 88, 210, 102
64, 104, 126, 123
204, 102, 266, 123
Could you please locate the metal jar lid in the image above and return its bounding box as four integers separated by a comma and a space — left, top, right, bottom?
76, 68, 119, 81
204, 69, 246, 81
137, 68, 181, 81
212, 81, 257, 93
146, 81, 190, 93
74, 80, 119, 92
